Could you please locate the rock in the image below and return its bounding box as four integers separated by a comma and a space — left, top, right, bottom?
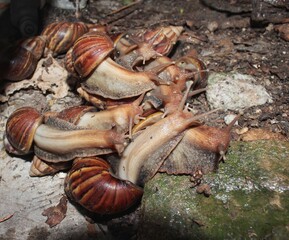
207, 21, 219, 32
139, 140, 289, 240
224, 114, 238, 125
206, 72, 272, 110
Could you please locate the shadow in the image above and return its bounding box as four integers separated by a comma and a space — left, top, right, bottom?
0, 7, 19, 45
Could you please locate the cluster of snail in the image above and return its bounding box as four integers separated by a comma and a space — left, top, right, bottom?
2, 21, 238, 215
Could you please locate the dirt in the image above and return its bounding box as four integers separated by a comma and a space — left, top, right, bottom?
0, 0, 288, 239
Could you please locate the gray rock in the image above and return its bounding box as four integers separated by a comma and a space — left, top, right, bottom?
206, 72, 272, 110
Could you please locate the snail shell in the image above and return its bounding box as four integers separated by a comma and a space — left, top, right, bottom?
176, 56, 208, 89
64, 157, 143, 215
19, 36, 47, 60
5, 107, 43, 154
141, 26, 184, 56
29, 155, 71, 177
0, 46, 38, 81
42, 21, 89, 56
71, 32, 114, 78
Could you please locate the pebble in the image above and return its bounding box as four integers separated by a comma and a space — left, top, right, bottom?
206, 72, 272, 110
224, 114, 239, 125
207, 21, 219, 32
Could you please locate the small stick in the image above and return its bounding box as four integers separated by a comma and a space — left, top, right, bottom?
0, 213, 14, 223
107, 0, 142, 16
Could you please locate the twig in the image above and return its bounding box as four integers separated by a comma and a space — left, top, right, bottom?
0, 213, 14, 223
106, 0, 142, 16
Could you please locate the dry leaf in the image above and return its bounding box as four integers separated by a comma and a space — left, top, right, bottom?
42, 195, 68, 228
240, 128, 287, 141
274, 23, 289, 41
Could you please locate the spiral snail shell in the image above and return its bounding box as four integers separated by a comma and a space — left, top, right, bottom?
5, 107, 43, 154
42, 21, 89, 56
64, 157, 143, 215
71, 32, 114, 78
0, 46, 38, 82
29, 155, 71, 177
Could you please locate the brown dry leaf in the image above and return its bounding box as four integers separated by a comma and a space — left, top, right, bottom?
240, 128, 287, 141
42, 195, 68, 228
0, 56, 69, 103
274, 23, 289, 41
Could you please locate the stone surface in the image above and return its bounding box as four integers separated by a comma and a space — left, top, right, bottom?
206, 72, 272, 110
0, 153, 92, 240
139, 140, 289, 240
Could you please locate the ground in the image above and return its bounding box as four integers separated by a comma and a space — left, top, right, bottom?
0, 0, 288, 239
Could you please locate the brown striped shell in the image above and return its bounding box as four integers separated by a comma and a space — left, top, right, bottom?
19, 35, 47, 60
42, 21, 89, 56
0, 46, 38, 81
176, 56, 208, 89
64, 157, 143, 215
64, 47, 78, 76
29, 155, 71, 177
138, 26, 183, 56
71, 32, 114, 78
5, 107, 43, 154
52, 105, 96, 125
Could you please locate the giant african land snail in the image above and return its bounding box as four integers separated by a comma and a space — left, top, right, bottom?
114, 26, 184, 69
0, 36, 46, 81
65, 31, 172, 100
4, 106, 144, 214
142, 55, 208, 115
64, 157, 143, 215
0, 21, 106, 82
41, 21, 107, 57
4, 107, 126, 163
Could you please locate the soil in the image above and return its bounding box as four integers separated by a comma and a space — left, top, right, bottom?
0, 0, 288, 239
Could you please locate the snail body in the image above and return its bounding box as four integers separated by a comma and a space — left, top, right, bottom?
160, 115, 240, 175
118, 108, 205, 186
33, 117, 126, 162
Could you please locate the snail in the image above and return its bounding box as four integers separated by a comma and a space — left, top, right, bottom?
140, 55, 208, 115
115, 26, 184, 69
52, 94, 144, 137
64, 156, 143, 215
29, 155, 71, 177
159, 115, 240, 176
131, 110, 239, 176
175, 55, 208, 90
118, 84, 219, 186
41, 21, 89, 57
18, 35, 47, 61
4, 107, 127, 162
66, 31, 171, 100
4, 107, 43, 154
0, 36, 46, 82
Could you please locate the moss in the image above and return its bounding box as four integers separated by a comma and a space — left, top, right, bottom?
139, 141, 289, 240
